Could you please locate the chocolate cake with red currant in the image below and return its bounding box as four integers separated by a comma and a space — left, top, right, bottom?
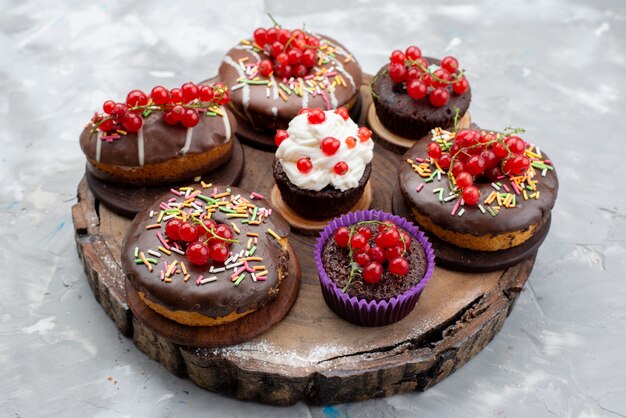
399, 127, 558, 252
122, 184, 290, 327
371, 46, 471, 139
315, 210, 435, 327
218, 22, 362, 135
80, 82, 236, 187
273, 108, 374, 220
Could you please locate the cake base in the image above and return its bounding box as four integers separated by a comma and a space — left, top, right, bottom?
125, 245, 300, 348
85, 136, 244, 218
367, 103, 471, 153
391, 185, 551, 272
269, 182, 372, 235
232, 95, 363, 152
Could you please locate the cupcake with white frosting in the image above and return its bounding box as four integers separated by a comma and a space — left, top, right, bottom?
273, 107, 374, 220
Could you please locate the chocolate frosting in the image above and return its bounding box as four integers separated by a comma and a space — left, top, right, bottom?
218, 34, 362, 131
398, 135, 558, 236
79, 109, 237, 167
122, 185, 291, 318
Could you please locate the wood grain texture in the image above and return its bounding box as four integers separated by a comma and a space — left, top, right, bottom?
71, 74, 537, 405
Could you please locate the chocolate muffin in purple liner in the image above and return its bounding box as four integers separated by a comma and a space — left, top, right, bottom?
314, 210, 435, 326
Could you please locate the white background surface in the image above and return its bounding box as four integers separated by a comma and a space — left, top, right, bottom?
1, 0, 625, 416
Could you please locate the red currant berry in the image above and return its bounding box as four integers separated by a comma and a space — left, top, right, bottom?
358, 127, 372, 142
293, 64, 308, 78
333, 161, 349, 175
505, 136, 526, 155
407, 79, 428, 99
210, 242, 229, 263
350, 233, 367, 250
181, 82, 199, 103
400, 231, 412, 249
452, 77, 469, 94
354, 252, 370, 267
150, 86, 170, 105
163, 105, 184, 125
362, 262, 383, 284
462, 185, 480, 205
503, 155, 530, 175
266, 27, 278, 44
270, 41, 284, 57
275, 129, 289, 147
456, 171, 473, 189
273, 63, 290, 78
451, 160, 465, 177
437, 153, 452, 171
335, 107, 350, 120
485, 166, 504, 182
98, 118, 115, 132
199, 85, 214, 102
345, 137, 357, 149
432, 69, 452, 88
181, 108, 199, 128
302, 49, 316, 67
258, 59, 273, 77
406, 67, 423, 81
111, 103, 127, 119
217, 89, 230, 105
427, 142, 442, 159
368, 246, 386, 264
375, 228, 401, 248
253, 28, 267, 46
441, 56, 459, 73
415, 57, 429, 69
379, 221, 398, 231
405, 46, 422, 60
297, 157, 312, 174
389, 256, 410, 276
388, 62, 407, 83
187, 242, 210, 266
385, 245, 404, 261
307, 108, 326, 124
466, 155, 486, 176
276, 52, 289, 66
305, 34, 320, 47
215, 224, 234, 241
169, 88, 183, 103
493, 142, 509, 158
103, 100, 116, 114
122, 113, 143, 132
278, 29, 290, 44
179, 222, 199, 242
420, 73, 432, 87
390, 50, 405, 64
480, 149, 499, 169
429, 87, 450, 107
201, 219, 217, 236
126, 90, 148, 107
356, 225, 373, 241
287, 47, 303, 65
165, 219, 183, 240
320, 137, 340, 156
334, 226, 351, 247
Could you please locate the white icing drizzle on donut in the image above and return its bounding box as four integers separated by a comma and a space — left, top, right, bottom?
271, 106, 278, 117
302, 86, 309, 108
95, 130, 103, 162
269, 75, 279, 100
180, 127, 194, 155
220, 106, 231, 141
329, 89, 338, 108
137, 126, 145, 166
223, 55, 252, 121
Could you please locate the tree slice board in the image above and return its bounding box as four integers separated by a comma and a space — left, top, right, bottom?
367, 104, 472, 154
72, 136, 538, 405
125, 246, 300, 348
268, 182, 372, 235
85, 136, 245, 218
391, 185, 551, 272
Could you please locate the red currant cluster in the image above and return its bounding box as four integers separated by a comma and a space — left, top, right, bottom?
426, 129, 531, 205
164, 218, 235, 266
252, 26, 321, 79
92, 82, 230, 134
274, 107, 372, 176
334, 221, 412, 286
387, 46, 469, 107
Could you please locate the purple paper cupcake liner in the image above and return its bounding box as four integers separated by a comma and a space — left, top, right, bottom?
314, 209, 436, 327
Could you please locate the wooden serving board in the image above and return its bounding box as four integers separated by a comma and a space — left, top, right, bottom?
71, 75, 538, 405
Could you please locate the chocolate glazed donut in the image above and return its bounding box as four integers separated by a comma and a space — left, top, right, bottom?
218, 35, 362, 131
